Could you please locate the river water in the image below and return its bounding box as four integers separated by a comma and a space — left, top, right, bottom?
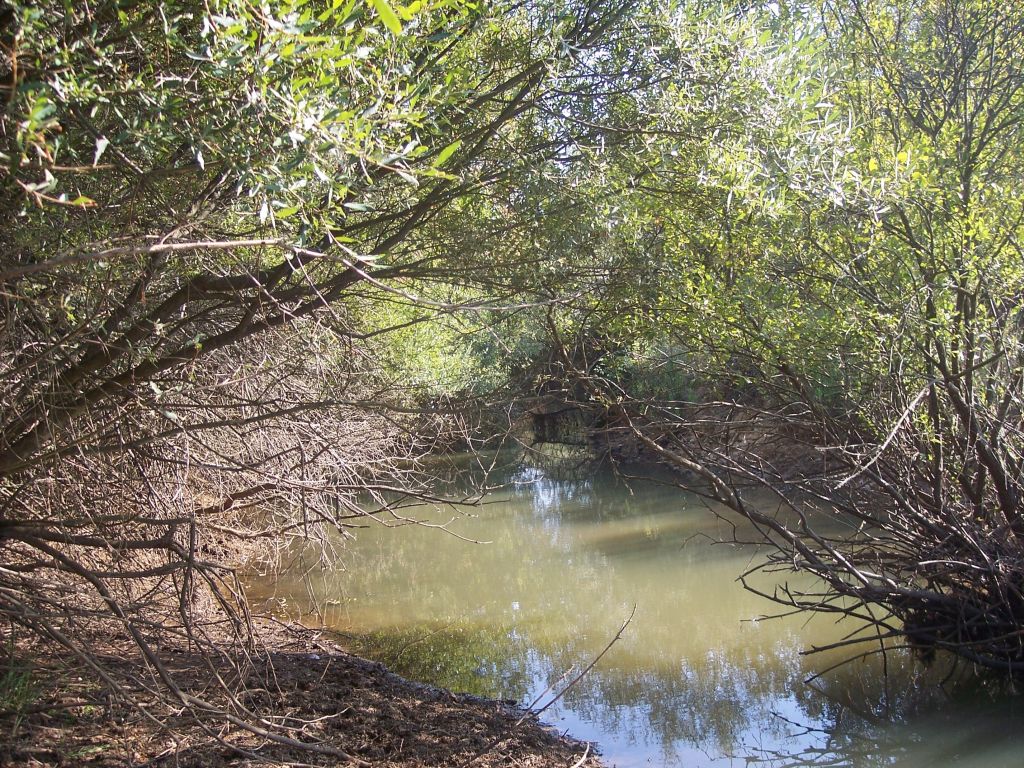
250, 449, 1024, 767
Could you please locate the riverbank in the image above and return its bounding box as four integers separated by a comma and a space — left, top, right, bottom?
1, 617, 603, 767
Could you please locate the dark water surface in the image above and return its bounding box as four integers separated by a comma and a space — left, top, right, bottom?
249, 450, 1024, 767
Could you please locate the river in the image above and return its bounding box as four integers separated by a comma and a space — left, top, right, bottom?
248, 449, 1024, 767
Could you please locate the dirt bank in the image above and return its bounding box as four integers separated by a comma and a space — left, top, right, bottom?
1, 617, 602, 768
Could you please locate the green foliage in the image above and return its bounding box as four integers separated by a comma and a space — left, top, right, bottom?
519, 0, 1024, 427
503, 0, 1024, 672
0, 654, 36, 736
5, 0, 485, 235
357, 298, 490, 396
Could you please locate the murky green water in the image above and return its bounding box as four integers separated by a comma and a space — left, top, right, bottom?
249, 450, 1024, 767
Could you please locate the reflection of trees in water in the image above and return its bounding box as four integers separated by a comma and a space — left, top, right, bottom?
512, 444, 600, 484
262, 457, 1024, 766
354, 615, 828, 757
737, 693, 1024, 768
358, 624, 868, 762
352, 618, 827, 754
777, 654, 1013, 766
357, 616, 1024, 768
417, 445, 600, 495
545, 641, 829, 754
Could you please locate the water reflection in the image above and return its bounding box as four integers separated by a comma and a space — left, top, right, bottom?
248, 450, 1024, 767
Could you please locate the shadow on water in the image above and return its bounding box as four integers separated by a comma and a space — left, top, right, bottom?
248, 448, 1024, 767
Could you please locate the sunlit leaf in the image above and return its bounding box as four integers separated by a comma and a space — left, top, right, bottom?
433, 139, 461, 167
93, 137, 110, 166
367, 0, 402, 36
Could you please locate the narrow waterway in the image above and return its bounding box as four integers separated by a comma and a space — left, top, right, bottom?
249, 450, 1024, 767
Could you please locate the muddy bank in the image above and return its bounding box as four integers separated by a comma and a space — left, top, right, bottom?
1, 617, 602, 768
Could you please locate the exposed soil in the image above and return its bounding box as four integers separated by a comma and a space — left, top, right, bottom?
0, 617, 602, 768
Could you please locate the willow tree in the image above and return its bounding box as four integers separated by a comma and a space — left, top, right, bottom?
0, 0, 649, 750
529, 0, 1024, 673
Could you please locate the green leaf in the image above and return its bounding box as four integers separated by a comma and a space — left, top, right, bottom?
367, 0, 402, 36
433, 139, 461, 167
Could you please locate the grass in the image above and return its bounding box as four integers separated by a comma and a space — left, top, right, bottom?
0, 650, 38, 737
